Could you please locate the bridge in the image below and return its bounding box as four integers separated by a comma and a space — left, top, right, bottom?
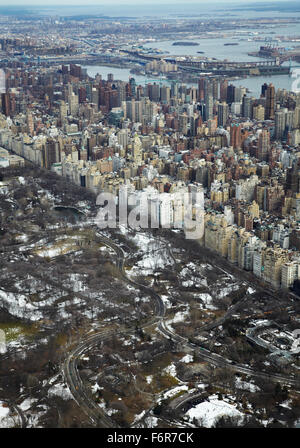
176, 58, 281, 69
279, 52, 300, 63
119, 49, 299, 69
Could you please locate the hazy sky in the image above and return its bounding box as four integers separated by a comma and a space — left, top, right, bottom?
0, 0, 286, 6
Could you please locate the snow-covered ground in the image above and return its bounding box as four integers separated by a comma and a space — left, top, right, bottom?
19, 397, 37, 412
48, 383, 73, 401
161, 295, 172, 309
163, 362, 177, 378
128, 232, 174, 276
64, 273, 87, 292
198, 293, 217, 310
0, 402, 14, 428
185, 394, 244, 427
144, 415, 158, 427
163, 385, 188, 399
166, 309, 190, 327
180, 354, 193, 363
0, 289, 43, 321
218, 284, 240, 298
36, 239, 82, 258
235, 377, 260, 393
19, 397, 49, 428
179, 263, 208, 288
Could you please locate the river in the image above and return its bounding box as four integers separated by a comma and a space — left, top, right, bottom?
82, 9, 300, 99
83, 64, 300, 99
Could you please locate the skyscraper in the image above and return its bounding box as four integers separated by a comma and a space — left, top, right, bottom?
1, 93, 10, 116
227, 85, 235, 105
148, 83, 160, 102
253, 104, 265, 121
160, 86, 171, 103
212, 79, 219, 101
220, 79, 228, 102
265, 83, 275, 120
275, 109, 286, 140
258, 129, 270, 161
230, 123, 242, 149
204, 95, 213, 121
218, 102, 229, 127
198, 78, 205, 101
171, 81, 178, 99
129, 77, 136, 97
242, 96, 253, 119
261, 83, 268, 98
204, 79, 213, 121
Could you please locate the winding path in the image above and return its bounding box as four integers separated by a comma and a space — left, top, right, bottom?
63, 231, 300, 428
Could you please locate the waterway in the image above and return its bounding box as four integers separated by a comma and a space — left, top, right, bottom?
82, 8, 300, 99
143, 35, 299, 63
83, 64, 300, 99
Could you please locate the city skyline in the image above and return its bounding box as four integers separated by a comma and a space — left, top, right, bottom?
0, 0, 300, 431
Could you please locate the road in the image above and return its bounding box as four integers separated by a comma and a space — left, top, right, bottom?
63, 329, 119, 428
63, 231, 300, 427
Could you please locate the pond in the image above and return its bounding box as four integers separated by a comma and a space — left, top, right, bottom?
53, 206, 85, 222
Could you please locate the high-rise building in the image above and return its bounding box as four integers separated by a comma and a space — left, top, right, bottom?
220, 79, 228, 102
242, 96, 253, 119
78, 86, 86, 104
217, 102, 229, 127
198, 78, 205, 101
275, 109, 286, 140
204, 79, 213, 99
70, 64, 81, 79
265, 83, 275, 120
171, 81, 178, 98
160, 86, 171, 103
91, 87, 99, 109
258, 129, 270, 161
230, 123, 242, 149
148, 83, 160, 102
212, 79, 219, 100
204, 95, 213, 121
204, 80, 213, 121
69, 92, 79, 116
285, 110, 294, 133
253, 104, 265, 121
227, 85, 235, 105
26, 111, 34, 135
129, 77, 136, 96
261, 83, 268, 97
294, 106, 300, 129
234, 86, 245, 103
1, 93, 10, 116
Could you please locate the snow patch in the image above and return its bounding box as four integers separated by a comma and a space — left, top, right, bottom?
48, 383, 73, 400
186, 395, 243, 427
180, 354, 194, 364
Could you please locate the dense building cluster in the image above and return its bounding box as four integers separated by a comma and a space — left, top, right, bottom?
1, 63, 300, 289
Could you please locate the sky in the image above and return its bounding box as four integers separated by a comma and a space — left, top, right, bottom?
0, 0, 287, 6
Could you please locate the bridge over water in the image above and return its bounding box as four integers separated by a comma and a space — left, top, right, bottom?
176, 59, 280, 68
